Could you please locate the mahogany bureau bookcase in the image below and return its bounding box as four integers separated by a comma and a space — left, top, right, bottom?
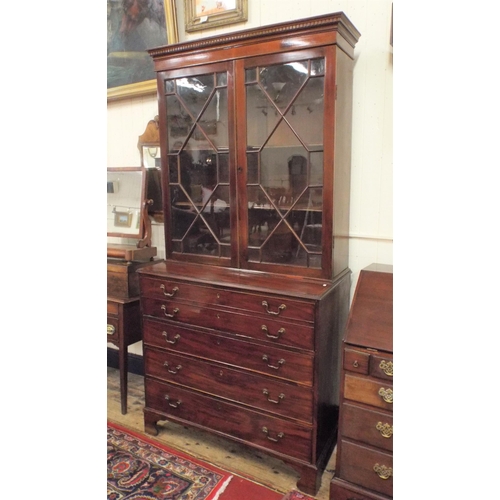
137, 13, 360, 495
330, 264, 393, 500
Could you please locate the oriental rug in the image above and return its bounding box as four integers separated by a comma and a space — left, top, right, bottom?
107, 422, 284, 500
107, 422, 232, 499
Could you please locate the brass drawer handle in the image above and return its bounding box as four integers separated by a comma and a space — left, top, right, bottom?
107, 324, 115, 335
162, 331, 180, 344
378, 387, 393, 404
262, 426, 284, 442
261, 325, 285, 339
262, 301, 286, 316
380, 360, 393, 376
161, 305, 179, 318
376, 422, 393, 438
262, 389, 285, 404
352, 360, 359, 368
164, 395, 181, 408
262, 355, 285, 370
163, 362, 182, 374
160, 284, 179, 297
373, 463, 392, 480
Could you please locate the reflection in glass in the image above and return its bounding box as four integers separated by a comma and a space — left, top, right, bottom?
245, 57, 325, 268
107, 169, 143, 236
165, 70, 231, 258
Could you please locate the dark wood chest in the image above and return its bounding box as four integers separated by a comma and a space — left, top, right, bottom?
330, 264, 393, 499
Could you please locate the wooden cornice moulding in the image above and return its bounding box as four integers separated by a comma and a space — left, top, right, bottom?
148, 12, 361, 60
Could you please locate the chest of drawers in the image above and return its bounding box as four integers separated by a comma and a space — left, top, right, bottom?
139, 261, 351, 495
330, 264, 393, 500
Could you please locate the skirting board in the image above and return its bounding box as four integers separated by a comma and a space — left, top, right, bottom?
107, 347, 144, 376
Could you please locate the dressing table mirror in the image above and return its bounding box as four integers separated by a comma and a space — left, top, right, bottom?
107, 166, 157, 261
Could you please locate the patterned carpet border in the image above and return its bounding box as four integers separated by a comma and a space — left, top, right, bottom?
281, 490, 316, 500
108, 421, 232, 500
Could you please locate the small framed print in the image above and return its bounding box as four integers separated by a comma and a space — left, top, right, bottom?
185, 0, 247, 33
114, 211, 133, 228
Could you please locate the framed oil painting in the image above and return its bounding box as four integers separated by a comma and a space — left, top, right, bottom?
107, 0, 179, 101
185, 0, 247, 32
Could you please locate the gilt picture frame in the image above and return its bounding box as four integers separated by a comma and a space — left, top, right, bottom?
107, 0, 179, 101
184, 0, 247, 33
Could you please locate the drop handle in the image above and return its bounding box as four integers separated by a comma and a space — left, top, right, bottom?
160, 284, 179, 297
378, 387, 393, 404
164, 395, 181, 408
161, 304, 179, 318
261, 301, 286, 316
162, 331, 180, 344
373, 463, 392, 480
262, 426, 284, 442
163, 362, 182, 374
261, 325, 285, 339
262, 355, 285, 370
262, 389, 285, 404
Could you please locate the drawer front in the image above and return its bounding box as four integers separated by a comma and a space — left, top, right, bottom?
145, 347, 313, 423
344, 374, 393, 412
344, 349, 370, 375
143, 318, 314, 385
340, 402, 393, 451
107, 300, 119, 315
145, 378, 313, 462
139, 276, 315, 322
370, 354, 393, 381
339, 440, 392, 497
107, 316, 119, 344
141, 297, 314, 351
330, 479, 388, 500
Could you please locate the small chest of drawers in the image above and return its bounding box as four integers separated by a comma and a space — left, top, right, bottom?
139, 261, 351, 496
330, 264, 393, 500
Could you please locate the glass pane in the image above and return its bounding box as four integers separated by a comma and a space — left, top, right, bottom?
166, 94, 191, 148
245, 57, 325, 271
285, 77, 324, 148
259, 62, 308, 112
311, 58, 325, 76
176, 74, 214, 119
246, 84, 280, 148
216, 72, 227, 86
245, 67, 257, 83
198, 88, 228, 149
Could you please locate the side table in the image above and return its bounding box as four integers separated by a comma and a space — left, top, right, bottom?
107, 295, 142, 414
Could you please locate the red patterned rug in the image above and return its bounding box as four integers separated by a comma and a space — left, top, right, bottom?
107, 422, 283, 500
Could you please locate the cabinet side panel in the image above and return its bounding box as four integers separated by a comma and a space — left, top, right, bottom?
333, 49, 355, 278
315, 270, 351, 462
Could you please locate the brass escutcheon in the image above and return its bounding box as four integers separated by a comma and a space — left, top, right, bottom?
379, 360, 393, 376
378, 387, 393, 404
376, 422, 393, 438
373, 463, 392, 480
107, 324, 115, 335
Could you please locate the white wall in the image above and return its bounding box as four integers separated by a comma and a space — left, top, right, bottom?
108, 0, 393, 354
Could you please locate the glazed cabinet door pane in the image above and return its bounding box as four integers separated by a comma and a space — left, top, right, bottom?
163, 64, 233, 263
242, 52, 326, 273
